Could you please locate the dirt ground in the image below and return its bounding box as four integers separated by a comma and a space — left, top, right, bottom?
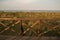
0, 35, 60, 40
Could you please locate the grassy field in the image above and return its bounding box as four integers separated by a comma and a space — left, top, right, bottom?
0, 11, 60, 18
0, 11, 60, 37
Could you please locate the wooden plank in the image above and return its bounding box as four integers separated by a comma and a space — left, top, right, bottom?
0, 21, 20, 34
23, 21, 39, 34
0, 18, 59, 20
38, 24, 60, 37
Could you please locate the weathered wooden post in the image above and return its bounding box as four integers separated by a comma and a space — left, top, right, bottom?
20, 20, 24, 36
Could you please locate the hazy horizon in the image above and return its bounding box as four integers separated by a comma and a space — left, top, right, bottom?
0, 0, 60, 10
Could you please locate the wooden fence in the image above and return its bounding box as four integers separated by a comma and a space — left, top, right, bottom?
0, 18, 60, 36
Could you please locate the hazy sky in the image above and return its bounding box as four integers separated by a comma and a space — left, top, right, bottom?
0, 0, 60, 10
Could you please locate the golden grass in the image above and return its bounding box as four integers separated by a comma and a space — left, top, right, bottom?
0, 12, 60, 19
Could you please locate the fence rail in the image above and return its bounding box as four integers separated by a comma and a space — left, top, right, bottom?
0, 18, 59, 20
0, 18, 60, 36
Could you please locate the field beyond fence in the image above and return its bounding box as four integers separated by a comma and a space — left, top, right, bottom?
0, 12, 60, 40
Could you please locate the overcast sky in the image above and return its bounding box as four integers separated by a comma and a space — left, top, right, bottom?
0, 0, 60, 10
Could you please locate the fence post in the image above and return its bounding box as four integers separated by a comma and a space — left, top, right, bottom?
20, 20, 24, 36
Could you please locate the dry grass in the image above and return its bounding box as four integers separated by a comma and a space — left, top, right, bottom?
0, 11, 60, 19
0, 11, 60, 36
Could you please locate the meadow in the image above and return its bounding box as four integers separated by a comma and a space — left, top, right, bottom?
0, 11, 60, 37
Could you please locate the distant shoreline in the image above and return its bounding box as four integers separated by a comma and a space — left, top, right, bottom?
0, 10, 60, 12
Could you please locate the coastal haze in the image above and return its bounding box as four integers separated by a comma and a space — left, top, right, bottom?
0, 0, 60, 10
